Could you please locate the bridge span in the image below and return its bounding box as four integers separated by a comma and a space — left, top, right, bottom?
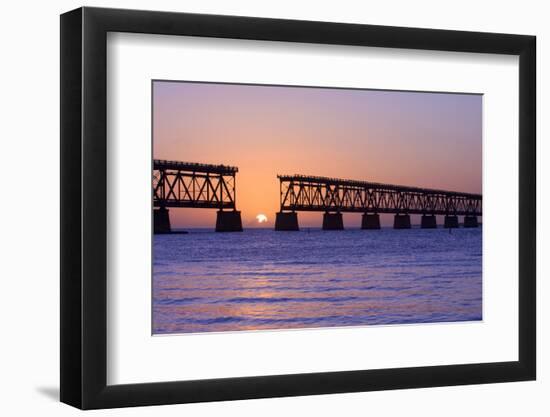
275, 174, 482, 231
153, 159, 242, 233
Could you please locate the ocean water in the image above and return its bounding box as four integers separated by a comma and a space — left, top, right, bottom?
153, 227, 482, 334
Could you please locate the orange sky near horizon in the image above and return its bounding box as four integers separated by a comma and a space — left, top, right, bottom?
153, 81, 482, 228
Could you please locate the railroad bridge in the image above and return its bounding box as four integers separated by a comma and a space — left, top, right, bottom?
153, 159, 242, 233
275, 174, 482, 231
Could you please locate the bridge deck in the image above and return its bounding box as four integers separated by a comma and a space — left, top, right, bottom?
277, 174, 480, 199
154, 159, 238, 175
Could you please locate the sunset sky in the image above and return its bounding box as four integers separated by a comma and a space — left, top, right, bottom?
153, 81, 482, 228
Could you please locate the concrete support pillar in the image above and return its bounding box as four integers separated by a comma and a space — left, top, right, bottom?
444, 215, 459, 228
463, 216, 479, 228
361, 213, 380, 229
274, 212, 299, 231
393, 214, 411, 229
154, 207, 171, 234
421, 214, 437, 229
215, 210, 243, 232
322, 212, 344, 230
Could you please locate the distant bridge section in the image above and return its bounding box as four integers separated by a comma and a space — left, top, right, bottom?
277, 174, 482, 215
153, 159, 242, 233
275, 174, 482, 231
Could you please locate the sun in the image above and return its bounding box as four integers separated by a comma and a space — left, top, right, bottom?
256, 214, 268, 224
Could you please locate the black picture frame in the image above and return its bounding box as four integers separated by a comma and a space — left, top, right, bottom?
60, 6, 536, 410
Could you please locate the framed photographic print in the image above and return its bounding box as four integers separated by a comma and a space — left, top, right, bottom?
60, 6, 536, 409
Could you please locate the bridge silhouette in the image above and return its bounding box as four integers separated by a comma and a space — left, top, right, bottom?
153, 159, 242, 233
275, 174, 482, 231
153, 159, 482, 233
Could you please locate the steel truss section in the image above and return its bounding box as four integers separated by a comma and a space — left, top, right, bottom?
278, 175, 482, 215
153, 159, 238, 209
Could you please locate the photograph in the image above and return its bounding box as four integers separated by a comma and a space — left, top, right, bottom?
51, 3, 538, 412
152, 81, 483, 335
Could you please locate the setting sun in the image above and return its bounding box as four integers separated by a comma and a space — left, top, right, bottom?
256, 214, 268, 224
